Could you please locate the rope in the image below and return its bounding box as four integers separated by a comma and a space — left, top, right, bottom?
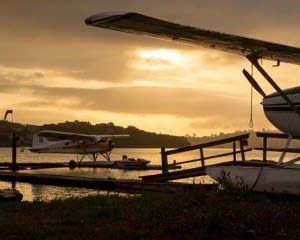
249, 63, 254, 128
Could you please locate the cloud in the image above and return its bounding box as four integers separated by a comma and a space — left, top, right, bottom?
1, 0, 300, 84
14, 85, 250, 118
1, 1, 299, 135
0, 69, 45, 93
0, 71, 43, 82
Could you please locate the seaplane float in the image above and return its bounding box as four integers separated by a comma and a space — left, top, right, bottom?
85, 12, 300, 194
29, 130, 150, 168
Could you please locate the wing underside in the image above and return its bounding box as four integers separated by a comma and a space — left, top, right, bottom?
37, 131, 97, 142
85, 12, 300, 65
37, 130, 129, 142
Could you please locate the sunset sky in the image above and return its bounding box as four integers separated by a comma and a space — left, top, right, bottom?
1, 1, 300, 136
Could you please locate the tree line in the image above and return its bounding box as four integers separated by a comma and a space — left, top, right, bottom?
0, 120, 190, 148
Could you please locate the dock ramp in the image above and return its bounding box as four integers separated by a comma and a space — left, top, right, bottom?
141, 133, 251, 182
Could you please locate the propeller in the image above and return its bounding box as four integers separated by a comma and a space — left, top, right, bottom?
242, 69, 266, 98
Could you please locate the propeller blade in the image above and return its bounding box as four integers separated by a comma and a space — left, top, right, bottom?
242, 69, 266, 97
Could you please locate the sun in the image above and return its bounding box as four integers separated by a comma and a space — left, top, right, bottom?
134, 48, 183, 70
138, 49, 182, 63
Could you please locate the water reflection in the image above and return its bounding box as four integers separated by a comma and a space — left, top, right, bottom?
0, 180, 109, 202
0, 147, 293, 201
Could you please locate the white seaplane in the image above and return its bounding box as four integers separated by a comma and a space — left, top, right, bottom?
85, 12, 300, 194
30, 130, 150, 168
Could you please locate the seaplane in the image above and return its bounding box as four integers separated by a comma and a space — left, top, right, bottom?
85, 12, 300, 194
29, 130, 149, 168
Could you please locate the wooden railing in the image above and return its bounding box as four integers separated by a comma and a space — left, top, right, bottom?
255, 132, 300, 161
142, 131, 300, 182
160, 133, 250, 173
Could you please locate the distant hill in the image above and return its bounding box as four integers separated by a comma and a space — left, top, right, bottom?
0, 120, 190, 148
2, 120, 298, 149
187, 130, 300, 149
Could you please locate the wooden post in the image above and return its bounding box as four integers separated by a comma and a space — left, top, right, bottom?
239, 139, 245, 161
263, 136, 267, 161
161, 147, 168, 174
200, 147, 205, 167
233, 142, 236, 162
11, 132, 18, 171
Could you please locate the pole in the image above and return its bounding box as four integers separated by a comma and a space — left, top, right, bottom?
200, 147, 205, 167
233, 142, 236, 162
161, 147, 168, 174
263, 136, 267, 162
11, 132, 18, 171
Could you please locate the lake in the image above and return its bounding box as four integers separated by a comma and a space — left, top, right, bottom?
0, 147, 294, 201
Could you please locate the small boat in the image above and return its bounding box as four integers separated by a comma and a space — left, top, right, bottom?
115, 155, 150, 168
74, 160, 116, 168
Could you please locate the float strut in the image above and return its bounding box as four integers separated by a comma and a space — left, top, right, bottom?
246, 55, 300, 117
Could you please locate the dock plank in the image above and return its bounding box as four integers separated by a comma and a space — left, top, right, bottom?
0, 162, 180, 170
0, 171, 215, 193
141, 167, 207, 182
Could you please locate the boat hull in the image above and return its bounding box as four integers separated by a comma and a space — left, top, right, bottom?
206, 165, 300, 195
115, 158, 150, 167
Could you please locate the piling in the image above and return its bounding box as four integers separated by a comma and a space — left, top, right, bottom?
11, 133, 18, 171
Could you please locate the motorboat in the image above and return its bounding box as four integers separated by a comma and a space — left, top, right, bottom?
115, 155, 150, 168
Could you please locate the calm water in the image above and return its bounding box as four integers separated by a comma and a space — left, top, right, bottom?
0, 147, 296, 201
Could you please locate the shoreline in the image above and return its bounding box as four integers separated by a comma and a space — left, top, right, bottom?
0, 191, 299, 239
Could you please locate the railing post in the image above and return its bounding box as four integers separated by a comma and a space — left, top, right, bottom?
239, 139, 246, 161
200, 147, 205, 167
233, 142, 236, 162
263, 136, 267, 161
161, 147, 168, 173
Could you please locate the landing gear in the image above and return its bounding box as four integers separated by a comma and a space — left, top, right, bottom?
243, 56, 300, 165
68, 149, 113, 168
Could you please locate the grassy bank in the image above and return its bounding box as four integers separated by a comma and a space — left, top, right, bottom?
0, 191, 299, 240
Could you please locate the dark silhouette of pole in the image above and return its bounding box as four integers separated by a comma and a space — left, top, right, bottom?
4, 109, 18, 171
12, 132, 18, 171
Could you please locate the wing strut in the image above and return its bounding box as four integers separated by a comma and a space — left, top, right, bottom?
246, 55, 300, 117
242, 69, 266, 97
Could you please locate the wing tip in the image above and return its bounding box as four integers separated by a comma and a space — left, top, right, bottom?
85, 11, 134, 25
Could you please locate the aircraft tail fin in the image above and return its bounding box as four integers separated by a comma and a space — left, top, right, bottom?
32, 133, 51, 148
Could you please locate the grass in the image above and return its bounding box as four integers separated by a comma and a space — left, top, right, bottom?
0, 190, 299, 239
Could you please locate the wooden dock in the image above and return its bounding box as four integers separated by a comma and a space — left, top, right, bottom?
0, 162, 180, 171
0, 171, 216, 193
141, 167, 207, 182
1, 131, 292, 193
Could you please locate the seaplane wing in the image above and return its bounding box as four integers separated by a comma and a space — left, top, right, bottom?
85, 12, 300, 65
37, 130, 129, 143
